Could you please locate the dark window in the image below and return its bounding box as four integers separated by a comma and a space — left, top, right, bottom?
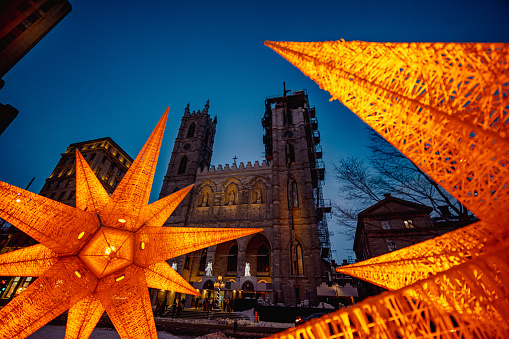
204, 129, 210, 145
287, 179, 299, 208
50, 193, 56, 199
69, 191, 75, 200
102, 156, 107, 164
0, 32, 16, 50
199, 248, 207, 271
184, 255, 190, 270
57, 181, 63, 188
89, 153, 96, 161
292, 241, 304, 276
284, 108, 293, 125
178, 156, 188, 174
227, 244, 238, 272
286, 144, 295, 164
257, 244, 270, 273
17, 1, 31, 13
187, 123, 196, 138
41, 0, 59, 13
57, 192, 66, 201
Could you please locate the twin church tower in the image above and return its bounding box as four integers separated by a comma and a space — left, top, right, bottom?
158, 88, 331, 306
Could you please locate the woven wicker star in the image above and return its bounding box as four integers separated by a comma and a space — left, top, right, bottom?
264, 40, 509, 338
0, 108, 261, 338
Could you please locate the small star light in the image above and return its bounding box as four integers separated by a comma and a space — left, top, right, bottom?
0, 108, 261, 338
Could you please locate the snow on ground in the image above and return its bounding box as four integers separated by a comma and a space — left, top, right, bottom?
27, 314, 293, 339
154, 309, 294, 329
28, 326, 181, 339
194, 333, 235, 339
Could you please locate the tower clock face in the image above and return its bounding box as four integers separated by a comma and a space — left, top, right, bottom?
183, 143, 191, 150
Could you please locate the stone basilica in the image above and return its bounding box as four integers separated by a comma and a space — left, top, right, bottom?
158, 89, 331, 307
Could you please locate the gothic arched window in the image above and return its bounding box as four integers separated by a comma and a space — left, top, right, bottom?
187, 123, 196, 138
204, 129, 210, 145
227, 244, 238, 272
199, 248, 207, 272
184, 255, 190, 270
225, 183, 238, 205
178, 156, 188, 174
200, 190, 210, 207
257, 244, 270, 273
253, 182, 264, 204
287, 178, 299, 208
292, 240, 304, 276
286, 143, 295, 164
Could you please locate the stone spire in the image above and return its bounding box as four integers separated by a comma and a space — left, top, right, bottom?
203, 99, 210, 114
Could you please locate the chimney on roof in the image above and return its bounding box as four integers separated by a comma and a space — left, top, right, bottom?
383, 193, 391, 199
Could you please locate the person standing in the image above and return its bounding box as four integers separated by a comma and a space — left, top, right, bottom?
171, 301, 177, 318
159, 301, 166, 317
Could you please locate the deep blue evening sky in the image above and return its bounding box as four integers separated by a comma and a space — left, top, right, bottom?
1, 0, 508, 261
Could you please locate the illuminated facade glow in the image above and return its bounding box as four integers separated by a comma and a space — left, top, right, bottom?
265, 40, 509, 338
0, 108, 261, 338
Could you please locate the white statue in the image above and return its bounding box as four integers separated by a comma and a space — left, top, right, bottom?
245, 262, 251, 277
171, 262, 177, 271
205, 262, 213, 276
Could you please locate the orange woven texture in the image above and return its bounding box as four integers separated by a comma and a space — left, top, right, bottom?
0, 244, 58, 276
144, 262, 197, 295
265, 40, 509, 338
336, 221, 494, 290
268, 246, 509, 339
134, 226, 262, 267
0, 182, 99, 255
65, 295, 104, 339
265, 40, 509, 224
75, 150, 110, 213
0, 257, 98, 338
96, 266, 157, 339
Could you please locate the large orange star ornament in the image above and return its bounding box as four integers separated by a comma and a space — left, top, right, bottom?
0, 108, 261, 338
264, 40, 509, 338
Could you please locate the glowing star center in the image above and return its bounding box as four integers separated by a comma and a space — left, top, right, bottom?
78, 226, 134, 278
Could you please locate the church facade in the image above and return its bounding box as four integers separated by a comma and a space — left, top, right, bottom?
158, 89, 331, 307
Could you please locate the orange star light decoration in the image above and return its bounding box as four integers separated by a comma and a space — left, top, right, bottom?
0, 108, 261, 338
265, 40, 509, 338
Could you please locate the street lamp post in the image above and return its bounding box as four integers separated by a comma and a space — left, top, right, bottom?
213, 275, 225, 312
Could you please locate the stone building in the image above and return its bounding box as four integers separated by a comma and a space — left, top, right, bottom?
38, 137, 133, 206
0, 137, 132, 304
158, 89, 331, 307
353, 193, 436, 262
352, 194, 437, 297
